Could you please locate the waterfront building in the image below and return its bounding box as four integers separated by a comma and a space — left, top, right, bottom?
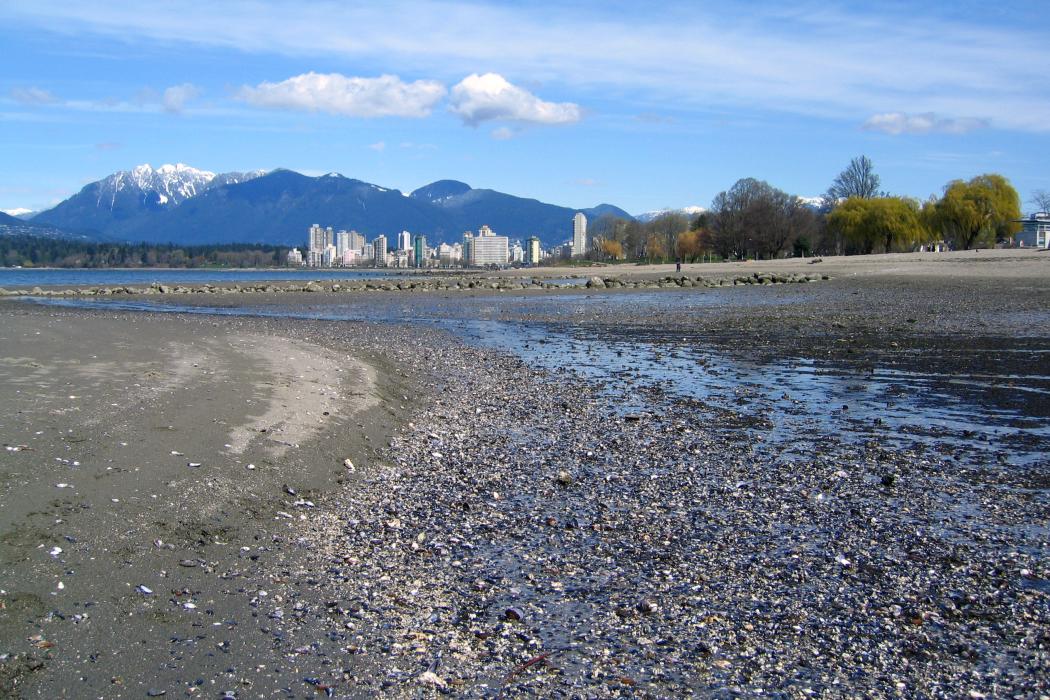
341, 249, 358, 266
437, 242, 462, 266
350, 230, 366, 254
398, 230, 412, 251
469, 225, 509, 266
526, 237, 541, 265
373, 235, 388, 266
322, 244, 338, 267
1016, 212, 1050, 248
413, 235, 428, 268
336, 230, 350, 257
287, 247, 304, 266
307, 249, 323, 268
462, 231, 474, 265
572, 212, 587, 257
510, 242, 524, 263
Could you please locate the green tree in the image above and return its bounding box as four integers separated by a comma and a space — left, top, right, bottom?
827, 196, 925, 254
930, 174, 1021, 249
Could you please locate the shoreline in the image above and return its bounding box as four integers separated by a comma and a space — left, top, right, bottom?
1, 253, 1048, 696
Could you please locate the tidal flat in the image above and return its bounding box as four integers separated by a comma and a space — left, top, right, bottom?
1, 251, 1048, 697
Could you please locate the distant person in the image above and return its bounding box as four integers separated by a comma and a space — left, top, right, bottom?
675, 257, 682, 273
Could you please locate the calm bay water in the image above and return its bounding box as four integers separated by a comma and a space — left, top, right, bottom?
0, 268, 408, 288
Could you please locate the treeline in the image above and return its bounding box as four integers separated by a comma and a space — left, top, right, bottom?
584, 157, 1025, 262
0, 236, 290, 268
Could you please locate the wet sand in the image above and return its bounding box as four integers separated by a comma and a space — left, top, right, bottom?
0, 309, 409, 696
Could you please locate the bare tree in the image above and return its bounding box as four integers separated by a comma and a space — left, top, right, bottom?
824, 156, 882, 206
1029, 189, 1050, 214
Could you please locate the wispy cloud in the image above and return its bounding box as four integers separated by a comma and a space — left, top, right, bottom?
3, 2, 1049, 132
11, 86, 59, 105
863, 112, 988, 136
237, 72, 446, 118
449, 73, 580, 126
162, 83, 200, 113
367, 140, 386, 151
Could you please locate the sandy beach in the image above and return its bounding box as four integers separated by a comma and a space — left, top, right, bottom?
1, 251, 1048, 697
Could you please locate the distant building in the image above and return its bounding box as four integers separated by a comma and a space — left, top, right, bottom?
398, 230, 412, 251
322, 244, 338, 267
572, 212, 587, 257
372, 234, 388, 266
1016, 212, 1050, 248
510, 242, 524, 263
286, 247, 304, 267
462, 231, 474, 265
413, 235, 428, 268
526, 237, 541, 265
336, 230, 350, 257
469, 225, 509, 266
350, 230, 366, 254
341, 249, 359, 266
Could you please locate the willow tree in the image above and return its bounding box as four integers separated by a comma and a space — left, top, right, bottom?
827, 196, 926, 254
930, 174, 1021, 249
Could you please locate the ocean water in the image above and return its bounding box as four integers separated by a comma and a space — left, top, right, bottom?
0, 268, 412, 288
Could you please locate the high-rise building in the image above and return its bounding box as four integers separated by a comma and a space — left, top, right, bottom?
510, 242, 524, 263
322, 244, 338, 267
526, 237, 541, 265
287, 247, 304, 266
336, 230, 350, 256
350, 230, 366, 254
413, 235, 428, 268
308, 224, 330, 254
398, 230, 412, 251
462, 231, 474, 265
572, 212, 587, 257
372, 235, 388, 266
470, 229, 509, 266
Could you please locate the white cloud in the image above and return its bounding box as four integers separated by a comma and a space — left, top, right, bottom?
237, 72, 446, 118
4, 3, 1049, 132
162, 83, 200, 113
368, 140, 386, 151
491, 126, 515, 140
449, 73, 581, 126
863, 112, 989, 135
11, 86, 59, 105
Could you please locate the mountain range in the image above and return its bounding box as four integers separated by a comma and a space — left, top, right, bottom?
29, 164, 634, 249
0, 210, 94, 240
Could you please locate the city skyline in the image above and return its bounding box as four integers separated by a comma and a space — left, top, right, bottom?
1, 1, 1048, 217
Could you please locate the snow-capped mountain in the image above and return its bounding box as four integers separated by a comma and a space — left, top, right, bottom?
635, 205, 706, 223
1, 208, 35, 219
32, 163, 267, 236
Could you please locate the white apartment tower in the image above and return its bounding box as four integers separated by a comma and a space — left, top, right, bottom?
572, 212, 587, 257
398, 230, 412, 251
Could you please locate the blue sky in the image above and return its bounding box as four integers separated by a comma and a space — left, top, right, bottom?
1, 0, 1047, 216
